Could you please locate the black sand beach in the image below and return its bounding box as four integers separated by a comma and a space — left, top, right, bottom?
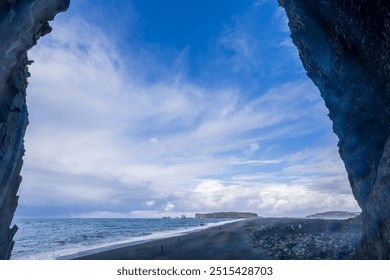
72, 217, 362, 260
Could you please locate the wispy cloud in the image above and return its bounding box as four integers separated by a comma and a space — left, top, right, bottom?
214, 16, 261, 73
231, 158, 280, 166
253, 0, 269, 7
17, 4, 360, 218
244, 143, 260, 156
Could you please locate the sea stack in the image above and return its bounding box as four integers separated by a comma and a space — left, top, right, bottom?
278, 0, 389, 258
0, 0, 69, 260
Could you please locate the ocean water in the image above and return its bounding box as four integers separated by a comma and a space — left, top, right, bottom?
11, 218, 234, 260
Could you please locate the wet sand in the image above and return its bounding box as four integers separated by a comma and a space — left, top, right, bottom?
71, 217, 361, 260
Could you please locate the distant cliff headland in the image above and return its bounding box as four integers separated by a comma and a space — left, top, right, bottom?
306, 211, 360, 220
195, 212, 258, 219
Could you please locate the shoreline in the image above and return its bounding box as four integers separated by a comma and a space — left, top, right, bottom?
70, 218, 258, 260
57, 218, 245, 260
70, 217, 362, 260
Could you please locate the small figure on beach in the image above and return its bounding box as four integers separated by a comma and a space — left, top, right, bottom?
161, 244, 164, 255
178, 237, 181, 243
148, 243, 152, 255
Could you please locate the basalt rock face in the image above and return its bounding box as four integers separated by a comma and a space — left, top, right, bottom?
278, 0, 389, 258
0, 0, 69, 260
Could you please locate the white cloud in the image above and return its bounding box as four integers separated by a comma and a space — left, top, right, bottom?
164, 202, 175, 212
244, 142, 260, 156
230, 158, 280, 166
144, 200, 156, 207
215, 23, 260, 72
179, 180, 359, 217
149, 138, 159, 145
254, 0, 269, 7
193, 180, 226, 193
18, 13, 361, 218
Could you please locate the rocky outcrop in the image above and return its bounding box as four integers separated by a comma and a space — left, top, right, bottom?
195, 212, 258, 219
306, 211, 360, 220
278, 0, 389, 258
250, 218, 362, 259
0, 0, 69, 260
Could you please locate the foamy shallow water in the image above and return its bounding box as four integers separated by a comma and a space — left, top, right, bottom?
11, 218, 239, 260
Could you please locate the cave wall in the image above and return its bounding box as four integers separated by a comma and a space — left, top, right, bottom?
0, 0, 388, 260
0, 0, 69, 260
278, 0, 390, 258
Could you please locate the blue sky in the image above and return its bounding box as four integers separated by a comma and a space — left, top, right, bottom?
16, 0, 360, 218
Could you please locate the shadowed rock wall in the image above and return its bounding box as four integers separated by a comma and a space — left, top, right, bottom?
0, 0, 69, 260
278, 0, 389, 258
0, 0, 388, 260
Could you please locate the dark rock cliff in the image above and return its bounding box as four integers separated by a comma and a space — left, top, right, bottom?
0, 0, 69, 260
278, 0, 389, 258
195, 212, 259, 219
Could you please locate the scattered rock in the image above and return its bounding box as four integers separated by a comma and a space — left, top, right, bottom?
249, 218, 361, 259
